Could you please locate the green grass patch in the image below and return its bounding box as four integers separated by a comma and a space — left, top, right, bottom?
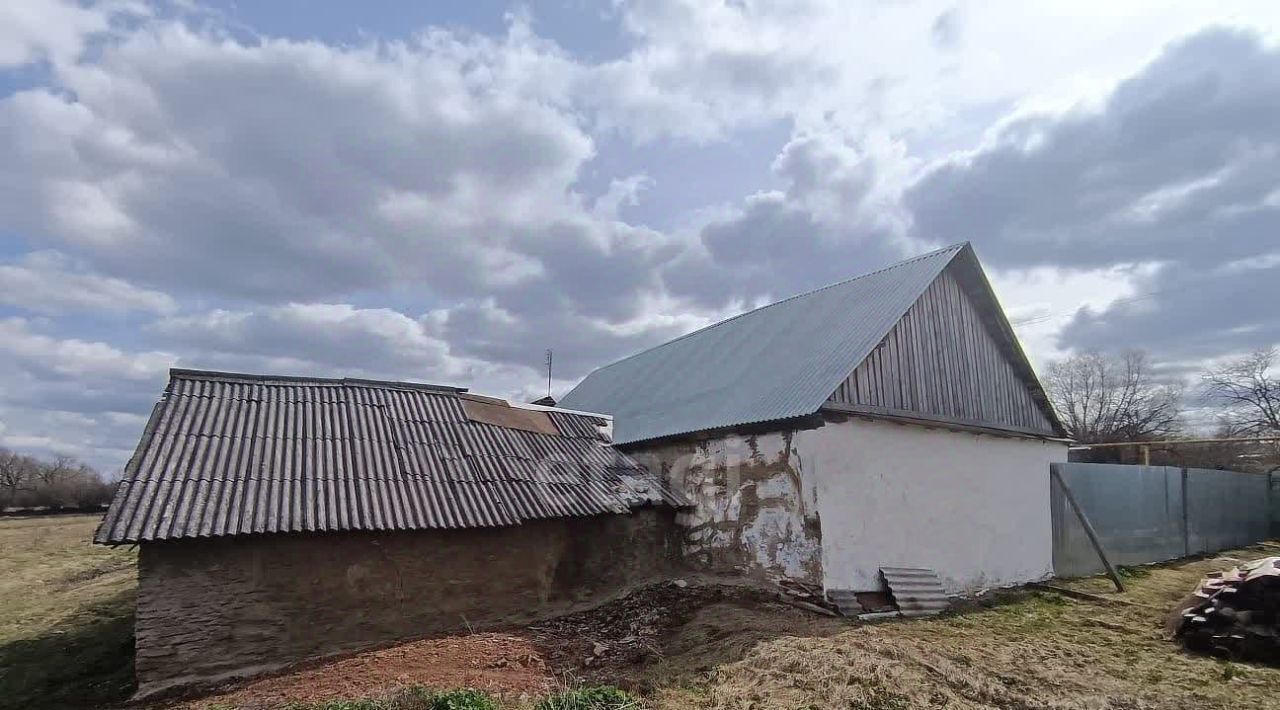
1116, 565, 1152, 579
534, 686, 641, 710
426, 688, 499, 710
283, 687, 497, 710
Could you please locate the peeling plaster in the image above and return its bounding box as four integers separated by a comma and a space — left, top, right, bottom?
626, 430, 823, 584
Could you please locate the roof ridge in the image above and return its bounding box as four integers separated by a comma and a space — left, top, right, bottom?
588, 242, 968, 374
168, 368, 467, 393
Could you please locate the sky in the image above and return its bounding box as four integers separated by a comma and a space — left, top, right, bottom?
1, 0, 1278, 472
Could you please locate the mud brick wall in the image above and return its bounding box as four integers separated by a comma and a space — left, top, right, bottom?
133, 509, 676, 697
626, 430, 823, 585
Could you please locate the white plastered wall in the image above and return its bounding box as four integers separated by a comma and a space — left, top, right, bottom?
796, 417, 1067, 593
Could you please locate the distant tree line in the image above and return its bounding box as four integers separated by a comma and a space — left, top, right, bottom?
1045, 347, 1280, 471
0, 449, 117, 511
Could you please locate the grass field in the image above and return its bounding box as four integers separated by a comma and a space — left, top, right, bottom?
0, 514, 135, 710
3, 514, 1279, 709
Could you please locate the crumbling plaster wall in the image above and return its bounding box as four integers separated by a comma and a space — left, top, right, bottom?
133, 509, 676, 698
626, 431, 823, 584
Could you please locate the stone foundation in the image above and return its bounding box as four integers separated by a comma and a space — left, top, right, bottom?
133, 509, 677, 697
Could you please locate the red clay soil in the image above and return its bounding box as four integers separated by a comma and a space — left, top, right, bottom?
179, 633, 556, 709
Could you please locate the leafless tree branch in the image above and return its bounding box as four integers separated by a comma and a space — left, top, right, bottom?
1045, 350, 1183, 443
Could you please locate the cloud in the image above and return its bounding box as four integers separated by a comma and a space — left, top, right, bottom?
0, 9, 710, 370
151, 303, 454, 377
906, 28, 1280, 359
590, 1, 1280, 144
0, 251, 176, 315
0, 16, 607, 304
0, 317, 173, 469
3, 5, 1280, 471
0, 0, 119, 69
930, 7, 962, 51
664, 126, 918, 309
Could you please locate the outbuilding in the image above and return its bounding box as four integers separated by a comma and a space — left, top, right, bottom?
559, 243, 1070, 596
95, 370, 686, 697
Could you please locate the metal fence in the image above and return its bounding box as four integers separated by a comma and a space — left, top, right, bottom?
1051, 462, 1277, 578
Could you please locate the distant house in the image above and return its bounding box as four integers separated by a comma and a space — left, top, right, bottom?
560, 243, 1070, 594
95, 370, 686, 697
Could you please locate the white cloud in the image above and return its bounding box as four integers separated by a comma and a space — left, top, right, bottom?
589, 0, 1280, 145
0, 317, 173, 469
0, 16, 613, 302
152, 303, 454, 377
0, 0, 116, 69
0, 317, 172, 381
0, 251, 176, 314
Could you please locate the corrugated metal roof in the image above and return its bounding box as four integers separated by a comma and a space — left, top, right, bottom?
559, 244, 967, 444
95, 370, 687, 544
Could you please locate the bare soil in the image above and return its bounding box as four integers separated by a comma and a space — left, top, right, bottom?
178, 633, 557, 709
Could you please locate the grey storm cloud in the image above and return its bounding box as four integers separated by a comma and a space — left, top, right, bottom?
665, 128, 911, 310
1059, 258, 1280, 362
906, 28, 1280, 358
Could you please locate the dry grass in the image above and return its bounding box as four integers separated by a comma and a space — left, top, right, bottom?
647, 541, 1280, 710
0, 514, 136, 709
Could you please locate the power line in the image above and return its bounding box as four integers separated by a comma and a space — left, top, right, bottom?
1009, 288, 1171, 330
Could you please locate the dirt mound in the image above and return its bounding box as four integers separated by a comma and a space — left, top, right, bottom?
528, 582, 775, 675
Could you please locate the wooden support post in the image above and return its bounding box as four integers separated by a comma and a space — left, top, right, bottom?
1051, 467, 1125, 593
1140, 444, 1150, 466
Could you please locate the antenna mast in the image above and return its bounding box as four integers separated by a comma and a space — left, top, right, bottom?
545, 349, 553, 398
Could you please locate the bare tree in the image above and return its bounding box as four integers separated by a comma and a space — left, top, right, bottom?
1202, 347, 1280, 436
1045, 350, 1183, 443
35, 454, 76, 487
0, 448, 32, 508
0, 447, 116, 509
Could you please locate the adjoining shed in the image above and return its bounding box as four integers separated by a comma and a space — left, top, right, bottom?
95, 370, 687, 698
560, 243, 1071, 595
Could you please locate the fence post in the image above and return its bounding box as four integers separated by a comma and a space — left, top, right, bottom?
1181, 467, 1190, 558
1051, 466, 1125, 592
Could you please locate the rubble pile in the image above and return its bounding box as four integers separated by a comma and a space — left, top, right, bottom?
1175, 556, 1280, 664
773, 576, 841, 616
527, 581, 769, 671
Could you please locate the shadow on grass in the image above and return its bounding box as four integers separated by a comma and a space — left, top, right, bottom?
0, 588, 135, 710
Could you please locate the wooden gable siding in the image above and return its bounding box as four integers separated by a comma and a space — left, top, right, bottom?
827, 267, 1055, 434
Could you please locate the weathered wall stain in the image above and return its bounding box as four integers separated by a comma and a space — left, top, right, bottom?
627, 430, 822, 584
133, 509, 677, 699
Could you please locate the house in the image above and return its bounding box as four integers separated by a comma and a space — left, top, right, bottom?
559, 243, 1070, 595
94, 369, 686, 697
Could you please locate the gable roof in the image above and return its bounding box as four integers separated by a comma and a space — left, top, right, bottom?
95, 369, 686, 545
559, 243, 1065, 444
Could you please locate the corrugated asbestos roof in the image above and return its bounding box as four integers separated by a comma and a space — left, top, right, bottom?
559, 244, 973, 444
95, 370, 687, 544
